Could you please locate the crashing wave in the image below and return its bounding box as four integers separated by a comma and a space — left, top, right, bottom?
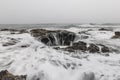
0, 27, 120, 80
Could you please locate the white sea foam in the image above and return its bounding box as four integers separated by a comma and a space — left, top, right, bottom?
0, 27, 120, 80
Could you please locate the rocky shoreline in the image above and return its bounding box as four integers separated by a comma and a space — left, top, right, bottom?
0, 27, 120, 80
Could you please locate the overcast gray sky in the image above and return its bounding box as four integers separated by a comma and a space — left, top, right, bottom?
0, 0, 120, 24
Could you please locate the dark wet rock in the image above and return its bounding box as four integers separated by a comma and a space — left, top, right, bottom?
0, 29, 19, 32
56, 31, 76, 45
82, 72, 95, 80
2, 42, 16, 46
72, 41, 87, 51
112, 31, 120, 39
99, 28, 112, 31
101, 53, 110, 56
78, 31, 87, 34
115, 31, 120, 36
40, 36, 50, 45
0, 29, 28, 34
30, 29, 76, 46
100, 45, 110, 53
30, 29, 55, 37
64, 48, 75, 52
30, 29, 111, 53
60, 41, 111, 53
87, 44, 99, 53
2, 38, 19, 47
78, 31, 90, 39
53, 47, 60, 50
0, 70, 27, 80
63, 41, 87, 52
78, 31, 90, 35
19, 29, 28, 34
20, 44, 30, 48
73, 41, 86, 46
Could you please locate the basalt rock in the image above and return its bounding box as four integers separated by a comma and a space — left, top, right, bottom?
0, 70, 27, 80
100, 44, 110, 53
0, 29, 28, 34
70, 41, 87, 50
115, 31, 120, 36
63, 41, 111, 53
99, 28, 112, 31
56, 31, 76, 45
30, 29, 54, 37
88, 44, 100, 53
63, 41, 87, 52
112, 31, 120, 39
19, 29, 28, 34
30, 29, 76, 46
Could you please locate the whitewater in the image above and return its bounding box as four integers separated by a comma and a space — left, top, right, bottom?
0, 24, 120, 80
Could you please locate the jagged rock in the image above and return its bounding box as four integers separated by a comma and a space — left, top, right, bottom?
30, 29, 56, 37
100, 45, 110, 53
60, 41, 111, 53
112, 31, 120, 39
0, 70, 27, 80
56, 31, 76, 45
30, 29, 76, 46
88, 44, 99, 53
40, 36, 50, 45
99, 28, 112, 31
0, 29, 28, 34
64, 41, 87, 52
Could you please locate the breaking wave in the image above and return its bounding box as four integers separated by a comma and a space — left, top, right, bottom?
0, 25, 120, 80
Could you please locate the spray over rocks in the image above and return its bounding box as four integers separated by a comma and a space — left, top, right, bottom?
0, 26, 120, 80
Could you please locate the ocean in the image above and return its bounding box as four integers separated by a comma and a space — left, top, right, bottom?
0, 24, 120, 80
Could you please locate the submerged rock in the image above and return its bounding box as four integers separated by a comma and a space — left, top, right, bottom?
30, 29, 76, 46
81, 72, 95, 80
2, 38, 19, 47
0, 70, 27, 80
